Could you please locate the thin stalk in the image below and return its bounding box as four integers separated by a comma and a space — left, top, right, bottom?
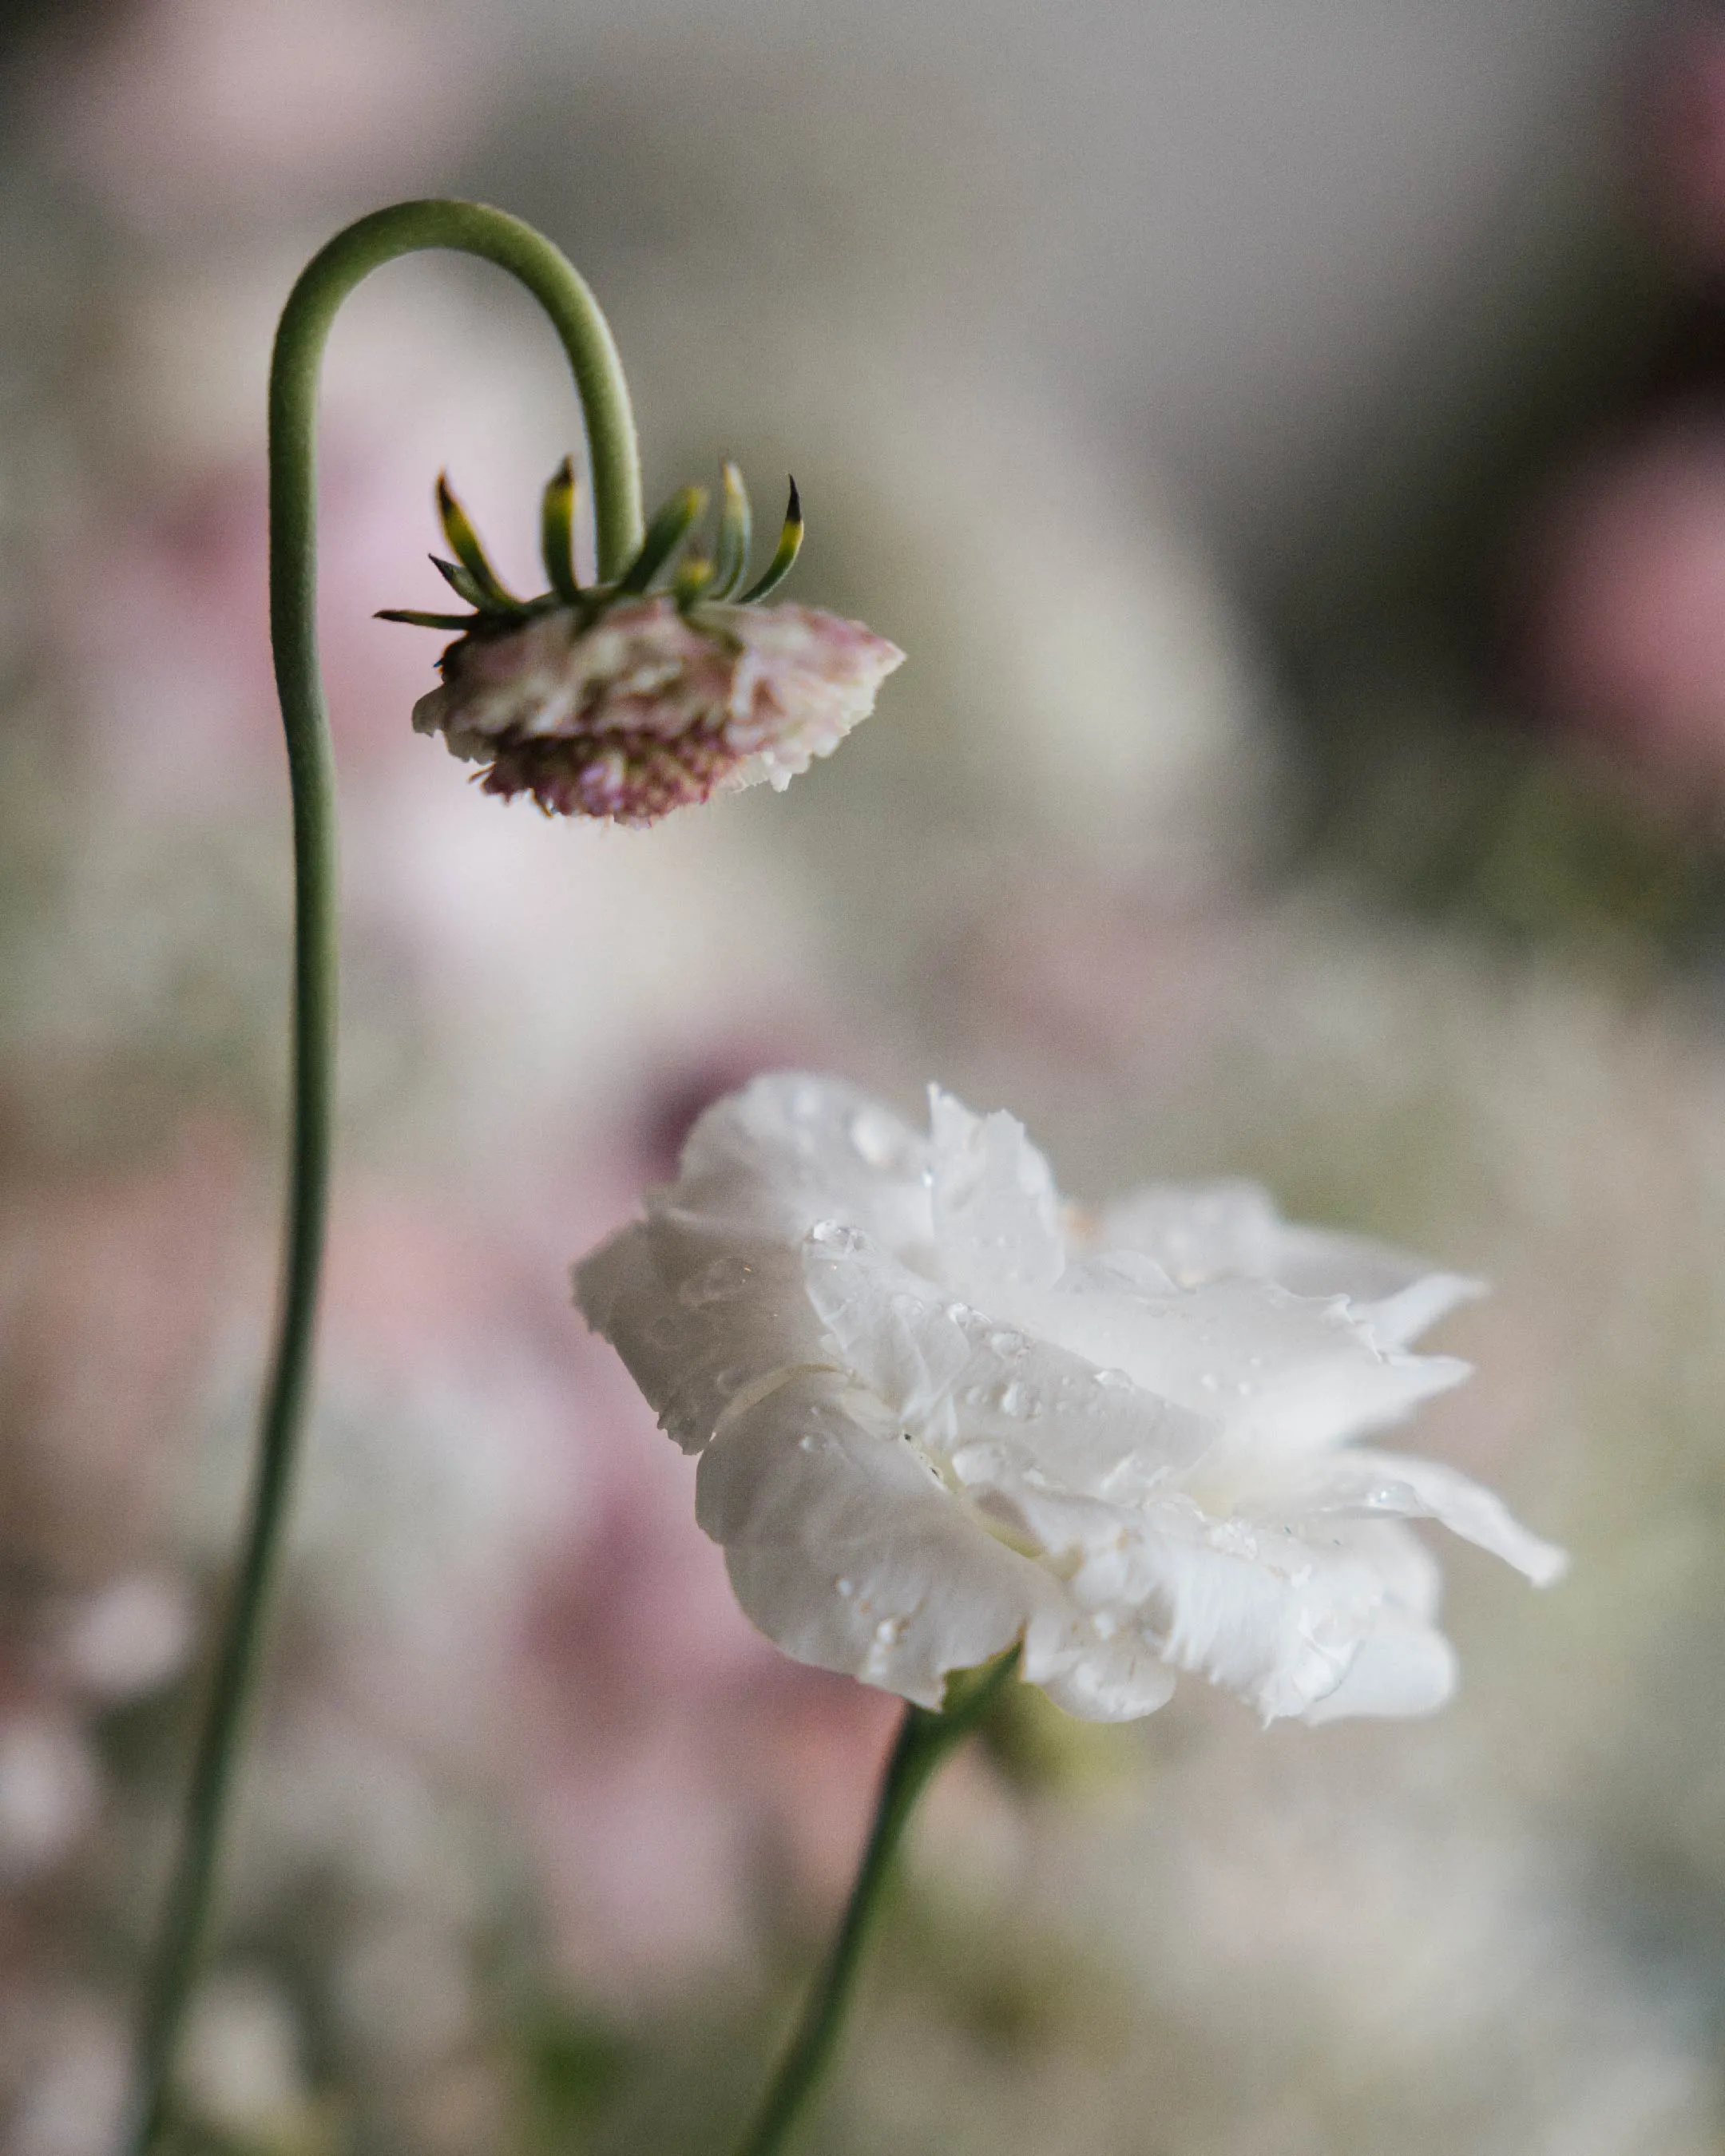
732, 1650, 1021, 2156
124, 200, 643, 2156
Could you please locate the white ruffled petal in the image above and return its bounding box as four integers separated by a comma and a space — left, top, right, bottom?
670, 1073, 933, 1253
695, 1369, 1080, 1707
1098, 1182, 1483, 1350
1346, 1270, 1485, 1351
928, 1088, 1066, 1298
1037, 1638, 1179, 1722
1126, 1511, 1460, 1723
574, 1222, 831, 1451
1021, 1264, 1469, 1462
1262, 1448, 1570, 1587
1302, 1620, 1457, 1723
801, 1228, 1215, 1498
1097, 1178, 1295, 1286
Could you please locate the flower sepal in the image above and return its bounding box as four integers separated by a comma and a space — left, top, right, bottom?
381, 464, 900, 825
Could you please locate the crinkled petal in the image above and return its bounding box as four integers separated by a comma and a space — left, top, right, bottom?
574, 1223, 831, 1451
668, 1074, 932, 1253
928, 1088, 1065, 1298
971, 1485, 1452, 1725
695, 1370, 1080, 1707
1018, 1262, 1469, 1461
1037, 1637, 1179, 1722
1098, 1178, 1304, 1286
1348, 1271, 1485, 1350
801, 1227, 1214, 1497
1302, 1620, 1457, 1723
1098, 1180, 1483, 1349
1258, 1447, 1569, 1586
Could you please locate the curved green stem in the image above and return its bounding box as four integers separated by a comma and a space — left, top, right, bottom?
732, 1651, 1021, 2156
125, 201, 643, 2156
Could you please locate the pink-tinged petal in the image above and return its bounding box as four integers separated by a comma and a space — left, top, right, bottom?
413, 596, 901, 825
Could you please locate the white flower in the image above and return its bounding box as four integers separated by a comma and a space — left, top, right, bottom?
575, 1076, 1565, 1724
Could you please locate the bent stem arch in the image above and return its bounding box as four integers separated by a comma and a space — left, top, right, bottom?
125, 201, 644, 2156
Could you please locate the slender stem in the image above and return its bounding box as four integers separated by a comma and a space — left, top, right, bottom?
732, 1651, 1021, 2156
124, 202, 644, 2156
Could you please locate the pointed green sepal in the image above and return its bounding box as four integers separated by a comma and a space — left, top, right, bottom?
672, 555, 716, 612
436, 473, 521, 609
618, 485, 708, 596
540, 456, 582, 604
374, 608, 478, 629
708, 460, 753, 600
736, 477, 803, 603
431, 554, 490, 610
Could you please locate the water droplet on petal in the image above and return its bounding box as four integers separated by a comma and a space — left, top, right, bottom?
847, 1105, 901, 1168
808, 1219, 863, 1254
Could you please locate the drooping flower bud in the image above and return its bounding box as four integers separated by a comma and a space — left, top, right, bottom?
381, 465, 903, 826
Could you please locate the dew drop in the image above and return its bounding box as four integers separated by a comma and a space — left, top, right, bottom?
988, 1328, 1028, 1357
1094, 1367, 1132, 1390
808, 1219, 863, 1254
847, 1105, 901, 1168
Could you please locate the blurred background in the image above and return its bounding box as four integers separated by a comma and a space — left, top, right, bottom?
1, 0, 1721, 2149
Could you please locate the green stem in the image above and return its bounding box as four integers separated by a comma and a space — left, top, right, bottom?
125, 201, 643, 2156
732, 1651, 1021, 2156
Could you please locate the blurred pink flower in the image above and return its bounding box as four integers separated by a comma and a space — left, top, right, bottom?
32, 0, 487, 232
59, 426, 540, 803
1640, 10, 1725, 268
0, 1128, 246, 1572
1517, 416, 1725, 799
